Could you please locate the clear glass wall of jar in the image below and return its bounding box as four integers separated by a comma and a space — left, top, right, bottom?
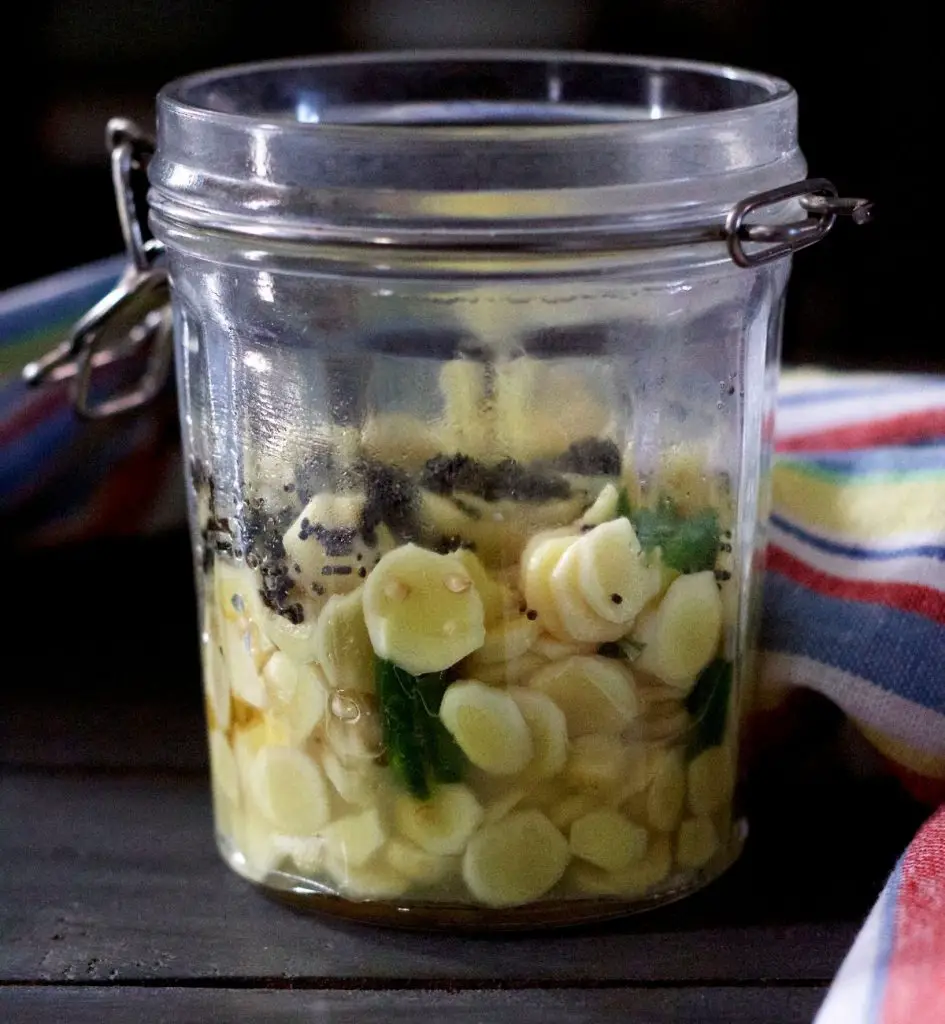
150, 52, 801, 927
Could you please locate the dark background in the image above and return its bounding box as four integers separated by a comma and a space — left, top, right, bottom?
0, 0, 926, 369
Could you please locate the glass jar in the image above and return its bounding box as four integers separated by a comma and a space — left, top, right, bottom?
33, 52, 870, 927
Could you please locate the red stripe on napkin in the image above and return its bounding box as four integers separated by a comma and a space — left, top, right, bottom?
776, 409, 945, 453
881, 806, 945, 1024
766, 546, 945, 628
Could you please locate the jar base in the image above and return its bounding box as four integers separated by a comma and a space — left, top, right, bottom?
217, 819, 747, 932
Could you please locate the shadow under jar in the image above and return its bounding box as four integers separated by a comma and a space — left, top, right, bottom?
152, 51, 802, 928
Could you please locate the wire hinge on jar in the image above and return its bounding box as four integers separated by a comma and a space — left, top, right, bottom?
725, 178, 873, 268
21, 119, 172, 420
22, 118, 872, 417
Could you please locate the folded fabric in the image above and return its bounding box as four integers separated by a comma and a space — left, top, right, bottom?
762, 370, 945, 804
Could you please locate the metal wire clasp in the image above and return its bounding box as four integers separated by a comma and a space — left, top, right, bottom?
22, 119, 172, 419
726, 178, 874, 268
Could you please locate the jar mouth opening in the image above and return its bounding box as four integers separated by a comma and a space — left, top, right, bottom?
151, 50, 804, 266
158, 50, 794, 136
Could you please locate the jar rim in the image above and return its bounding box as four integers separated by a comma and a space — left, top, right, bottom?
158, 49, 795, 139
150, 50, 804, 268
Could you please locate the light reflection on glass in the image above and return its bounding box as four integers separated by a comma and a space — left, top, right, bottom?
243, 350, 271, 373
257, 271, 276, 304
648, 73, 666, 120
296, 97, 322, 123
250, 131, 271, 178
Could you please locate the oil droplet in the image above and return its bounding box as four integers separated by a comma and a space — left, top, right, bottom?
444, 573, 471, 593
330, 691, 362, 723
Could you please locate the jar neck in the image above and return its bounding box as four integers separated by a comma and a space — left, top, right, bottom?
150, 51, 804, 260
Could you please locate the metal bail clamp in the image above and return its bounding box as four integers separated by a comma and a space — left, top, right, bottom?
21, 118, 172, 420
725, 177, 874, 268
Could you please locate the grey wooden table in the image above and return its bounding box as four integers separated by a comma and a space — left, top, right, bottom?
0, 536, 926, 1022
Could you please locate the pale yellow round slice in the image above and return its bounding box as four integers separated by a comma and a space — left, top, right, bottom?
320, 807, 387, 870
570, 834, 672, 897
646, 747, 687, 833
323, 691, 384, 764
569, 810, 649, 873
232, 719, 268, 793
574, 518, 660, 624
327, 858, 410, 900
632, 571, 722, 690
528, 656, 638, 736
550, 542, 629, 643
282, 491, 368, 598
362, 544, 485, 675
439, 681, 534, 775
222, 618, 269, 709
563, 734, 634, 794
462, 809, 569, 908
230, 806, 282, 882
262, 653, 328, 745
314, 588, 375, 691
520, 535, 574, 640
322, 749, 388, 809
547, 792, 601, 832
384, 837, 455, 885
394, 783, 484, 856
508, 688, 569, 781
249, 746, 332, 836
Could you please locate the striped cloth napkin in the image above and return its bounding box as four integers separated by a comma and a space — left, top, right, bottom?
764, 370, 945, 804
3, 264, 945, 1018
769, 371, 945, 1021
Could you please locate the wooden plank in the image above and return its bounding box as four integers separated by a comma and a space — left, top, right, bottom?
0, 770, 908, 987
0, 985, 827, 1023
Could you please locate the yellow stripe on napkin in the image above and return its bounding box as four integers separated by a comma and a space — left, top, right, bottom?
773, 465, 945, 540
